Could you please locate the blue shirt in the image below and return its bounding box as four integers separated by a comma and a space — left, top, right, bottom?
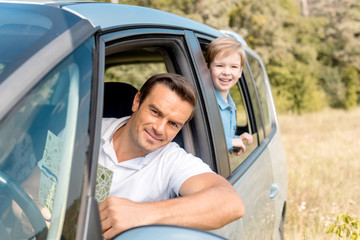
215, 89, 237, 150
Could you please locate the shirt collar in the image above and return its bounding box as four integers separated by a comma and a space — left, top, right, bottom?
114, 142, 170, 170
102, 116, 131, 143
102, 116, 163, 170
215, 89, 236, 110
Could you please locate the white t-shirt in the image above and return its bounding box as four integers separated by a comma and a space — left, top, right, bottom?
96, 117, 213, 203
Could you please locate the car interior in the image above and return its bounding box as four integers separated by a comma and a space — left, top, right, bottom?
103, 39, 195, 152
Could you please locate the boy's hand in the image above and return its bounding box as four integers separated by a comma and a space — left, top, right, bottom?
232, 133, 253, 155
239, 132, 253, 145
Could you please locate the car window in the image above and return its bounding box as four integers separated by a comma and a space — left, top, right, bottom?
243, 63, 265, 142
246, 54, 272, 136
0, 7, 50, 80
199, 40, 258, 172
106, 63, 166, 90
227, 79, 258, 171
103, 34, 200, 161
0, 38, 93, 239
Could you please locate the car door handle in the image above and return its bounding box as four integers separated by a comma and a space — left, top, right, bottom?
269, 183, 279, 199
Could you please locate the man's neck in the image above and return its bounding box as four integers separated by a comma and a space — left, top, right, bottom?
112, 124, 147, 163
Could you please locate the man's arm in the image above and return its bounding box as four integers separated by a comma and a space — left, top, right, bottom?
99, 172, 244, 239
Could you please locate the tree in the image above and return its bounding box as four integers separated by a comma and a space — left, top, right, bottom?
228, 0, 327, 113
308, 0, 360, 108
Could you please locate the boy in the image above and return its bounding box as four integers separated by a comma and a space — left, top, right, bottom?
206, 37, 253, 155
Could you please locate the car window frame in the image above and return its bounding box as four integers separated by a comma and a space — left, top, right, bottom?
245, 49, 277, 139
74, 31, 105, 240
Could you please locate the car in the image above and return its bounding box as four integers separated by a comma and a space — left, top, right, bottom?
0, 1, 287, 239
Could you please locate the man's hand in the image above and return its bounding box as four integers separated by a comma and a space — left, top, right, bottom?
99, 196, 148, 239
99, 173, 244, 239
232, 132, 253, 155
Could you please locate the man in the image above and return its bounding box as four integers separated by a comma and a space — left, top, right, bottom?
97, 73, 245, 239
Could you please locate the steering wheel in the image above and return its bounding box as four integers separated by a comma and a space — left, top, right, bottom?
0, 170, 47, 238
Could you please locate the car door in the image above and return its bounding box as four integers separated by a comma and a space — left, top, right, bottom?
0, 35, 97, 240
0, 3, 102, 239
187, 33, 277, 240
245, 49, 287, 239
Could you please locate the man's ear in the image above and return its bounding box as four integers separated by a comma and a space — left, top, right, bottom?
131, 92, 141, 112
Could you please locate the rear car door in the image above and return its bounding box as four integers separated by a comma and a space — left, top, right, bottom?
189, 34, 278, 239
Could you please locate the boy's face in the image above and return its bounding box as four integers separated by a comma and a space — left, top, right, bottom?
209, 52, 243, 96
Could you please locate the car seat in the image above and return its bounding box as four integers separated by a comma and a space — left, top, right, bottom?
103, 82, 139, 118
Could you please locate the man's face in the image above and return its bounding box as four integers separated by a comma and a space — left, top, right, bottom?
209, 52, 243, 96
129, 83, 193, 153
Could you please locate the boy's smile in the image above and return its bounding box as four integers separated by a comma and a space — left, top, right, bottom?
209, 52, 243, 101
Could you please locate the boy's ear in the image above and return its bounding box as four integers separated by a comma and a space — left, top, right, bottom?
131, 92, 141, 112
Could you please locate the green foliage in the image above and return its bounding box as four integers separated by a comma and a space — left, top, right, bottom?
119, 0, 202, 19
318, 66, 345, 108
229, 0, 285, 50
343, 66, 360, 110
228, 0, 329, 113
268, 59, 325, 113
318, 65, 360, 109
105, 63, 166, 90
327, 214, 360, 240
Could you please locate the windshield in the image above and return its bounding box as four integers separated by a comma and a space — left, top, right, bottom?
0, 3, 81, 83
0, 37, 94, 239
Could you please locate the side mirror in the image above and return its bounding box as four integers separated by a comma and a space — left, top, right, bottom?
113, 225, 227, 240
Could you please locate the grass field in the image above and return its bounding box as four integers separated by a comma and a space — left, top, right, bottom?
278, 107, 360, 240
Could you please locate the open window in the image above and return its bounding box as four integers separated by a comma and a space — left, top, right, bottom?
103, 34, 199, 160
198, 39, 259, 172
246, 53, 273, 137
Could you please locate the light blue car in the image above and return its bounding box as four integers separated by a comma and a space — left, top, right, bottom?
0, 2, 287, 239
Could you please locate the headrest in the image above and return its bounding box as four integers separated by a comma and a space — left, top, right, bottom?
103, 82, 138, 118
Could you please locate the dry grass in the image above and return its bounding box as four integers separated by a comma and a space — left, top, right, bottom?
278, 107, 360, 240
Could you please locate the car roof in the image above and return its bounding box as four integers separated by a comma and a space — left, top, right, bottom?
55, 1, 222, 37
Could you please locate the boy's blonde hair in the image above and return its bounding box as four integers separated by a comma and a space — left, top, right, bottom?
205, 37, 246, 68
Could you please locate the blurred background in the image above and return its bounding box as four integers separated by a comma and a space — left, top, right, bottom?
18, 0, 360, 238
